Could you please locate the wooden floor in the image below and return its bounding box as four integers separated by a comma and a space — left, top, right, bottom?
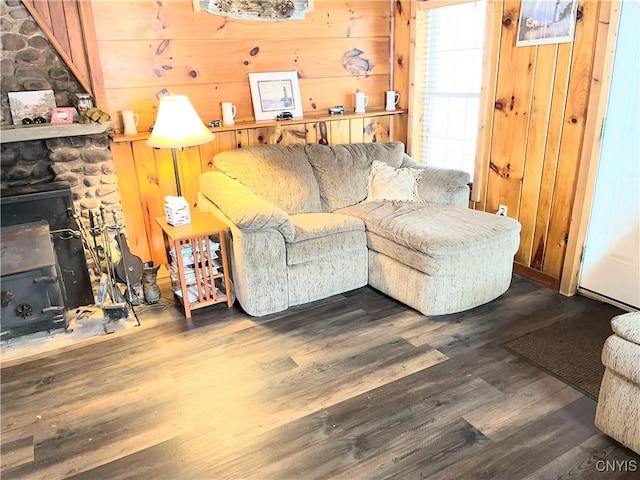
1, 276, 638, 479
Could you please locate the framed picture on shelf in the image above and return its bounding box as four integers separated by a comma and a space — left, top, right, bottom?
50, 107, 77, 124
248, 71, 303, 121
516, 0, 578, 47
8, 89, 56, 125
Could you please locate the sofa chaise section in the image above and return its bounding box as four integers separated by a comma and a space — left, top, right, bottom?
337, 201, 521, 315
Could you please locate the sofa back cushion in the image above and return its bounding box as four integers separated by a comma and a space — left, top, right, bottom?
305, 142, 405, 211
214, 144, 322, 215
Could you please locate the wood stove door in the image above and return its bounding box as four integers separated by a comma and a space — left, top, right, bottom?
0, 221, 65, 337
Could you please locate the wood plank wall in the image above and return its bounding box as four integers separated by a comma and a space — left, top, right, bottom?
25, 0, 608, 291
474, 0, 602, 289
89, 0, 394, 132
21, 0, 94, 95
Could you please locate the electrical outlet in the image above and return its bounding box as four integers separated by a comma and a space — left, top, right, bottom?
497, 204, 508, 216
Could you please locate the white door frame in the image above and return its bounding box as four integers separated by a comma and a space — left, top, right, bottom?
560, 0, 622, 296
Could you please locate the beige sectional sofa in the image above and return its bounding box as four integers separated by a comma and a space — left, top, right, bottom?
197, 142, 521, 317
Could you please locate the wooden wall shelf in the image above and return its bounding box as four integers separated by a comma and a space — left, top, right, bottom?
111, 109, 407, 143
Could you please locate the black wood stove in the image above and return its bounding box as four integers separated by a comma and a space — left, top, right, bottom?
1, 182, 94, 338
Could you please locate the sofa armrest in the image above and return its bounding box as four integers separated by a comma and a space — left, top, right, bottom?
401, 154, 471, 208
199, 171, 295, 241
197, 191, 289, 316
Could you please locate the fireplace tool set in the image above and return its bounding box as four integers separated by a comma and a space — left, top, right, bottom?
81, 206, 142, 330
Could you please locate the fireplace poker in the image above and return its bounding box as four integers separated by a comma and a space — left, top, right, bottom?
73, 212, 101, 275
89, 210, 101, 259
99, 206, 129, 322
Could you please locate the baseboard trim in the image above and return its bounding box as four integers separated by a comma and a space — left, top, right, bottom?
513, 263, 561, 291
577, 288, 638, 312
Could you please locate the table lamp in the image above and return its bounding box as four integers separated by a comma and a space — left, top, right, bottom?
147, 95, 215, 196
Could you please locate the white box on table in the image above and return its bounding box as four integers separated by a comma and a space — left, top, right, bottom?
164, 196, 191, 226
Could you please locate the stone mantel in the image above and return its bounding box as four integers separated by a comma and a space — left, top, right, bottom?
0, 122, 114, 143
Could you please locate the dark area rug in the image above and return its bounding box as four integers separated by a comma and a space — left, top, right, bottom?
505, 314, 616, 399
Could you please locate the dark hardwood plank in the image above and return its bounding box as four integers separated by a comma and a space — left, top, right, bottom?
0, 435, 33, 470
522, 433, 640, 480
1, 276, 637, 480
434, 396, 605, 480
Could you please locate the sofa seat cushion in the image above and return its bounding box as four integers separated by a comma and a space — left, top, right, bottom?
337, 202, 521, 275
305, 142, 405, 212
286, 213, 366, 266
214, 144, 322, 215
364, 232, 514, 276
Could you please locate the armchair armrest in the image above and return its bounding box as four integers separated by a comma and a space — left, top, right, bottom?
401, 154, 471, 208
199, 171, 295, 241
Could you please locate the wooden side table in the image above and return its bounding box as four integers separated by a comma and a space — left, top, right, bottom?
155, 210, 233, 319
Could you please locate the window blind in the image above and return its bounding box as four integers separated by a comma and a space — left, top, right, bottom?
412, 0, 486, 177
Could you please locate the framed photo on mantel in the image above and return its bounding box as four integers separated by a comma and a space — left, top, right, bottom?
8, 89, 56, 125
248, 71, 303, 121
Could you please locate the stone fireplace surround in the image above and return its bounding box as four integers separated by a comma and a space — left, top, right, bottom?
0, 1, 145, 345
1, 125, 125, 232
1, 0, 127, 278
1, 128, 126, 302
1, 129, 124, 223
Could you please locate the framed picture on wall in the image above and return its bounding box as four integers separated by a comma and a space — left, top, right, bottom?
516, 0, 578, 47
248, 71, 303, 121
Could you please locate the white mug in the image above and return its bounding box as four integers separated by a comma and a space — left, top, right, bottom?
121, 110, 139, 135
221, 102, 237, 125
355, 92, 369, 113
385, 90, 400, 111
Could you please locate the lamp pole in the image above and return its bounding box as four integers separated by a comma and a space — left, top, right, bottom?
171, 147, 182, 196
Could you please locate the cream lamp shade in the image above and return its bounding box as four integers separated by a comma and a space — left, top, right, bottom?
147, 95, 214, 197
147, 95, 214, 148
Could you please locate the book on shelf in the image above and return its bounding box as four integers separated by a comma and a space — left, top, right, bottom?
170, 240, 219, 257
170, 241, 219, 269
169, 264, 219, 284
172, 284, 218, 303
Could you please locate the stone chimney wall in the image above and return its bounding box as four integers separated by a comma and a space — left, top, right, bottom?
1, 0, 126, 278
1, 132, 125, 278
1, 0, 81, 126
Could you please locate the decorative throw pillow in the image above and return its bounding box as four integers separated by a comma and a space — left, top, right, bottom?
364, 161, 424, 203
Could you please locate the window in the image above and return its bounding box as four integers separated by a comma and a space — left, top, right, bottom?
410, 0, 489, 179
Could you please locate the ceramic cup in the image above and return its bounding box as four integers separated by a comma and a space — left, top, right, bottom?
355, 92, 369, 113
385, 90, 400, 111
221, 102, 237, 126
121, 110, 139, 135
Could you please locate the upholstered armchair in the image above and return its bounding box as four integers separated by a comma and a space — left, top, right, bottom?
595, 311, 640, 454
